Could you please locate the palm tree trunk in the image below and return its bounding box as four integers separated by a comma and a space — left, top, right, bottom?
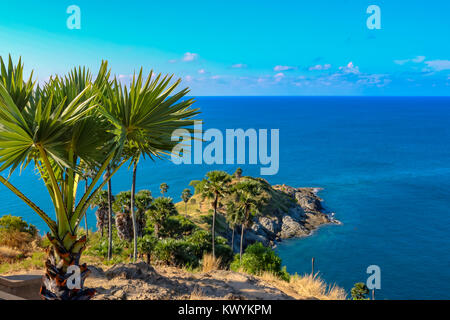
185, 202, 188, 217
240, 223, 245, 263
107, 167, 113, 260
154, 223, 160, 238
84, 179, 88, 240
130, 163, 138, 262
40, 234, 95, 300
212, 195, 218, 258
231, 226, 235, 253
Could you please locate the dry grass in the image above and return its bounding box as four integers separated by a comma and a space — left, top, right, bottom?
289, 273, 347, 300
258, 272, 347, 300
189, 287, 218, 300
0, 246, 21, 259
0, 230, 35, 251
201, 253, 222, 272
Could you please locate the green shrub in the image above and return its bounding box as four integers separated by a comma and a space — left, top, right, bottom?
0, 215, 37, 236
152, 230, 233, 268
160, 215, 196, 238
153, 238, 197, 267
230, 242, 289, 280
351, 283, 370, 300
85, 230, 130, 258
138, 235, 158, 263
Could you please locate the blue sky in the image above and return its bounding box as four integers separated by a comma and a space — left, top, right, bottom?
0, 0, 449, 95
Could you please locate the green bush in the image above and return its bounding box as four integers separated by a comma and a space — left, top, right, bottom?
153, 238, 197, 267
85, 230, 130, 258
138, 235, 158, 264
160, 215, 197, 238
230, 242, 289, 281
0, 215, 37, 236
152, 230, 233, 268
351, 283, 370, 300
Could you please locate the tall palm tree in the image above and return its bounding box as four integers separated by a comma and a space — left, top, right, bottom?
0, 56, 199, 299
181, 188, 192, 217
134, 189, 152, 236
160, 182, 169, 196
147, 197, 177, 238
232, 181, 264, 262
234, 167, 243, 181
196, 171, 232, 258
112, 191, 133, 241
225, 202, 244, 253
103, 70, 198, 262
112, 189, 152, 240
91, 190, 111, 237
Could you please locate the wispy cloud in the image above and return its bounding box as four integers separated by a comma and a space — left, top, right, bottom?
424, 60, 450, 71
183, 52, 198, 62
274, 65, 296, 71
231, 63, 247, 69
274, 72, 285, 81
309, 64, 332, 71
394, 55, 426, 65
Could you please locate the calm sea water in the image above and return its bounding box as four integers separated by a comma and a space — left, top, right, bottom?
1, 97, 449, 299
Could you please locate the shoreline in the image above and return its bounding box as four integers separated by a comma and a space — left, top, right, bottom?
225, 183, 341, 252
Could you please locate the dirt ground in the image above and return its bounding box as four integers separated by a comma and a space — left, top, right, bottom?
86, 262, 300, 300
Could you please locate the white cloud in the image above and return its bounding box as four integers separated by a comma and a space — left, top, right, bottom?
424, 60, 450, 71
274, 72, 285, 81
339, 62, 360, 74
184, 75, 193, 82
232, 63, 247, 69
309, 64, 332, 71
182, 52, 198, 62
274, 65, 296, 71
198, 69, 206, 74
168, 59, 177, 64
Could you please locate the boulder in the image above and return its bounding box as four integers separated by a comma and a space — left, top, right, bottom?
105, 262, 156, 280
280, 215, 309, 239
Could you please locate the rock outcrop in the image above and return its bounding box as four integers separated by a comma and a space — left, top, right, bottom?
226, 185, 339, 251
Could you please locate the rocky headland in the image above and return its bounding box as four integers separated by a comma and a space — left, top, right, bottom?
243, 185, 339, 249
180, 176, 340, 252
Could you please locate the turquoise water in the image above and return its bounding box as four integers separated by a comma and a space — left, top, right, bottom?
1, 97, 449, 299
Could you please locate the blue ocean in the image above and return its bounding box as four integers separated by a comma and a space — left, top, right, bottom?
2, 97, 450, 300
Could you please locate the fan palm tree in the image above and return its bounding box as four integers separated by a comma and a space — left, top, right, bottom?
104, 71, 198, 262
196, 171, 232, 258
234, 167, 243, 180
147, 197, 177, 238
160, 182, 169, 196
225, 201, 244, 253
181, 188, 192, 217
112, 191, 133, 241
134, 189, 152, 236
0, 56, 199, 299
232, 181, 264, 262
91, 190, 111, 237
